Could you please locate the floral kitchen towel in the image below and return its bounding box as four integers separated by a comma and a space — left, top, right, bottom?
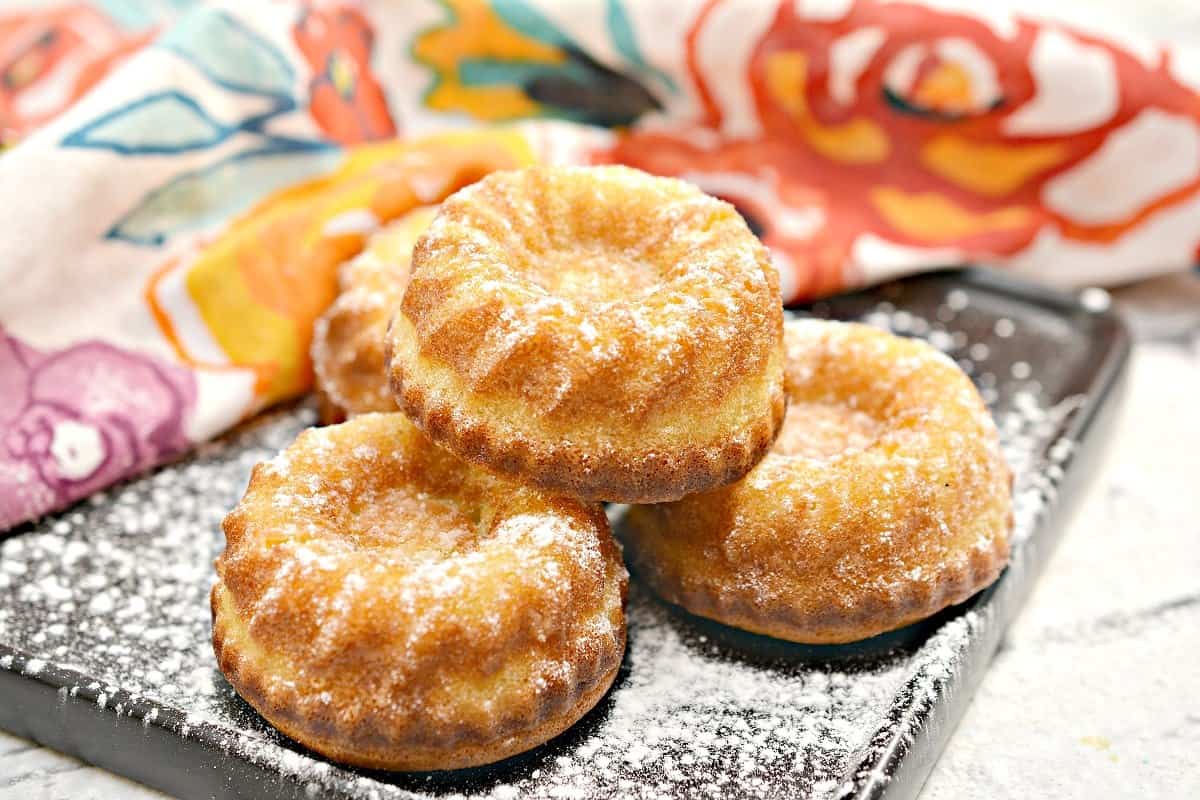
2, 0, 1199, 529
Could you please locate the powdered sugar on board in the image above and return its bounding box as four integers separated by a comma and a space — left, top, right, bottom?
0, 275, 1118, 799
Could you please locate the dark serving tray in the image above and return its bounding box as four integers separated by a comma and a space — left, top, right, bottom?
0, 269, 1129, 800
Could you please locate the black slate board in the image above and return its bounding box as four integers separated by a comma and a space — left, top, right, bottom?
0, 269, 1129, 800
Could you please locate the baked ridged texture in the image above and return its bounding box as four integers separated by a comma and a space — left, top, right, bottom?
388, 165, 785, 503
212, 413, 628, 770
621, 319, 1013, 644
311, 207, 437, 423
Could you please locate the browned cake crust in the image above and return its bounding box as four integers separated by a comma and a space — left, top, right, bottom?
310, 207, 437, 423
386, 165, 786, 504
212, 413, 628, 771
621, 320, 1013, 644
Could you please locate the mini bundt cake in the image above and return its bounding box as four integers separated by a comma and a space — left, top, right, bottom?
386, 165, 786, 504
212, 413, 628, 770
620, 319, 1013, 644
311, 206, 437, 423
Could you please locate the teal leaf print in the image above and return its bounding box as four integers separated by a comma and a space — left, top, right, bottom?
107, 144, 340, 246
61, 91, 228, 154
160, 7, 294, 99
605, 0, 677, 92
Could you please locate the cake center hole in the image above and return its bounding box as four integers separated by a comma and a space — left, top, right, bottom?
346, 486, 480, 556
527, 245, 661, 303
773, 401, 883, 460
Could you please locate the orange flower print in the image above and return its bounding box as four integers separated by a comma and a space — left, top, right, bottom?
0, 5, 151, 145
293, 2, 396, 145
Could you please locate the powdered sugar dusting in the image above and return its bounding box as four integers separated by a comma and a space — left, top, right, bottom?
0, 275, 1117, 799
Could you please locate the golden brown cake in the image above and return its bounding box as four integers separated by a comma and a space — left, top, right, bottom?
212, 413, 628, 771
621, 319, 1013, 644
310, 206, 437, 423
386, 165, 786, 504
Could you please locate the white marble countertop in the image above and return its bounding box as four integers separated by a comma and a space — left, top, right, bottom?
2, 271, 1197, 800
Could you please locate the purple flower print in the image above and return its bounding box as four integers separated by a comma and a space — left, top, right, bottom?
0, 327, 196, 530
